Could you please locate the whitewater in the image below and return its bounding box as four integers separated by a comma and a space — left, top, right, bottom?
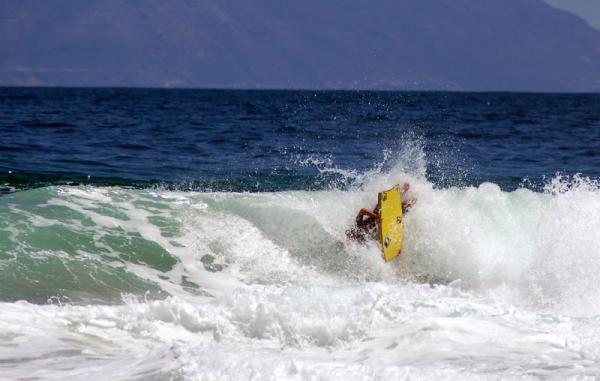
1, 148, 600, 381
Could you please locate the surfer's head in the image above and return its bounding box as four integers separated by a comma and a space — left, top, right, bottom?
402, 183, 410, 192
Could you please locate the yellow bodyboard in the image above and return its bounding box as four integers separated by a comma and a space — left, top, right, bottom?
378, 185, 404, 262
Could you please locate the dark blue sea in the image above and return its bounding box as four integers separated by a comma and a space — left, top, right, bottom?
2, 88, 599, 192
2, 88, 600, 380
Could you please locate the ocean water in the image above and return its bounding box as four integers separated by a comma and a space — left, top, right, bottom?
1, 88, 600, 380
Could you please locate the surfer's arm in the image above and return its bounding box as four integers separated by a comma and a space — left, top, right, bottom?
399, 182, 416, 210
356, 208, 379, 223
405, 197, 417, 207
402, 197, 417, 214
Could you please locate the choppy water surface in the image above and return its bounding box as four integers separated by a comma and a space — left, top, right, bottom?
1, 88, 600, 380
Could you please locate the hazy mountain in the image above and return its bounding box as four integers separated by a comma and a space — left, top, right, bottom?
1, 0, 599, 91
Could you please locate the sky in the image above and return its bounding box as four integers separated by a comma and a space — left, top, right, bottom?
543, 0, 600, 30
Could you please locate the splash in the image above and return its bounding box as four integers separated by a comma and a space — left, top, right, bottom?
398, 175, 600, 316
296, 134, 429, 192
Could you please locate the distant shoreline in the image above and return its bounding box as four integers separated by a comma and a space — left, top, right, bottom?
1, 85, 599, 95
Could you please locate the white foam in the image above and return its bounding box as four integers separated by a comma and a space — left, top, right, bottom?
4, 144, 600, 378
395, 177, 600, 316
2, 281, 598, 380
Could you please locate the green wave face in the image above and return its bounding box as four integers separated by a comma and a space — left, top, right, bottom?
0, 187, 183, 304
0, 185, 363, 306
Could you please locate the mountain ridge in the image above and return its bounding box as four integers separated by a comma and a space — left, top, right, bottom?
1, 0, 599, 91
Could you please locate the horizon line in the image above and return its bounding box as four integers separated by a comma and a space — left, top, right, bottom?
1, 85, 599, 96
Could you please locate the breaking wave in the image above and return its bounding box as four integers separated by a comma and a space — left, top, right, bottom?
1, 144, 600, 379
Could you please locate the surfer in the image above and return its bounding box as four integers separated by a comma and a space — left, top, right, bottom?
346, 183, 416, 243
